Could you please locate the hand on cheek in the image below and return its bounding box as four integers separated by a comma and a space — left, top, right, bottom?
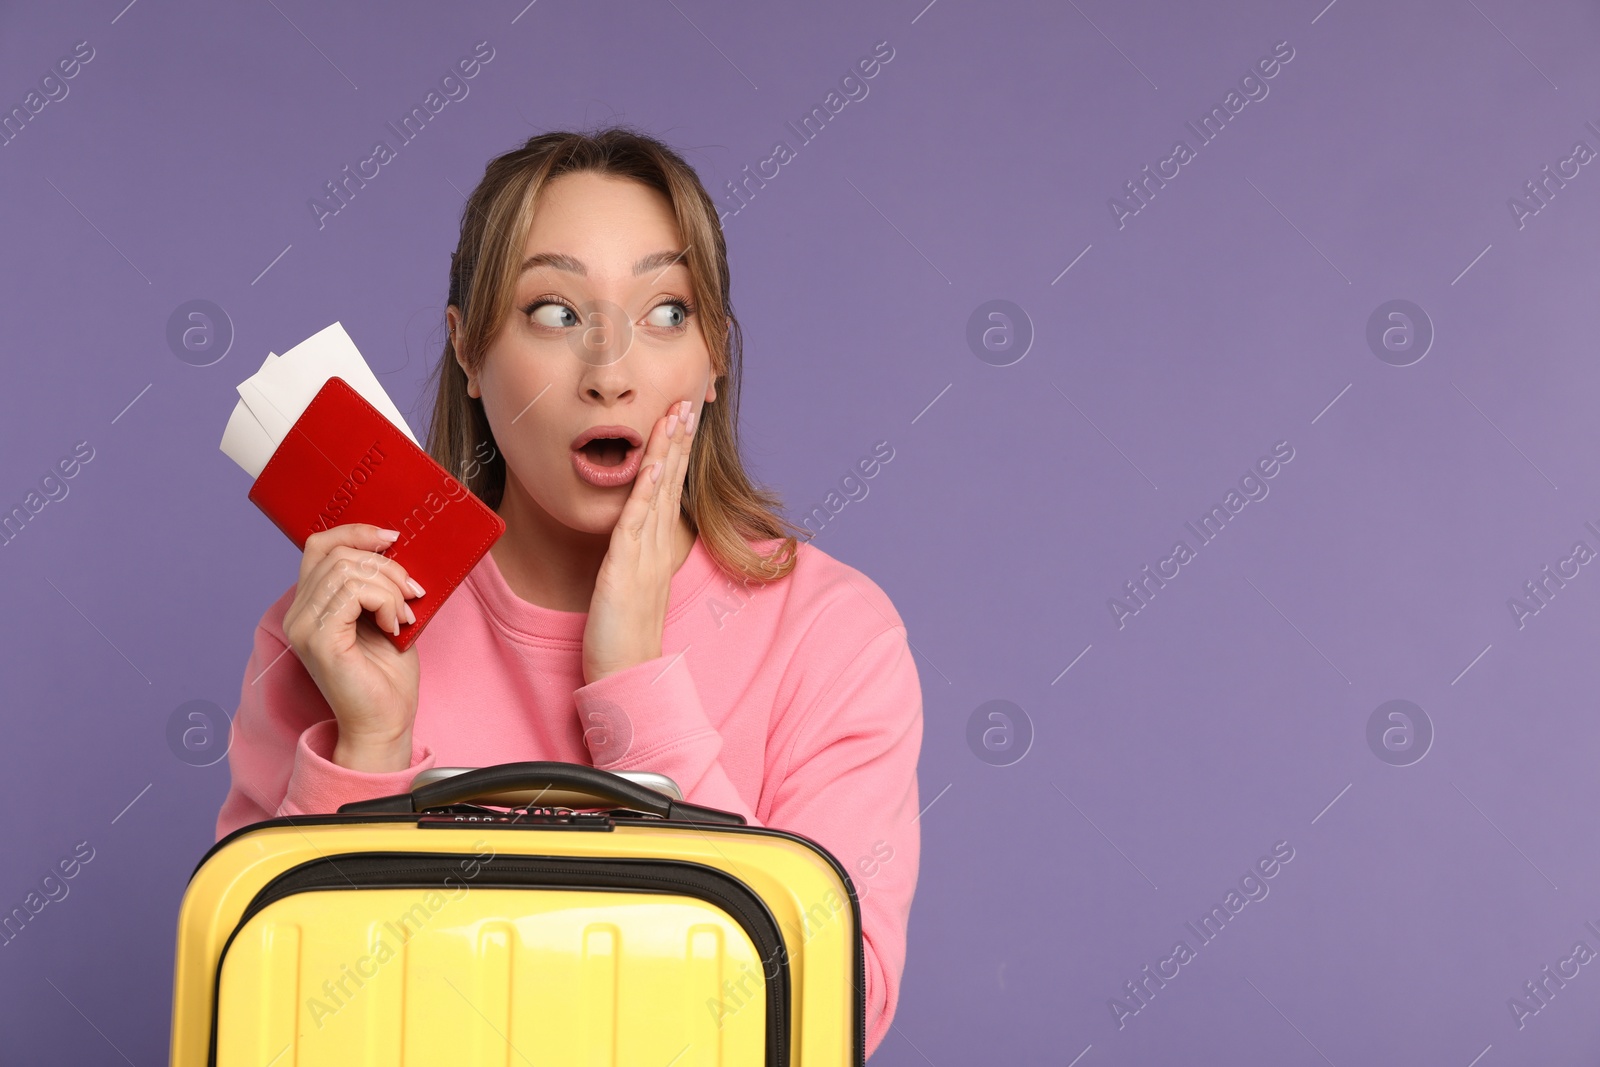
580, 399, 697, 685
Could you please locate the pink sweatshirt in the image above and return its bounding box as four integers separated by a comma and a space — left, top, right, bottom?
217, 534, 923, 1059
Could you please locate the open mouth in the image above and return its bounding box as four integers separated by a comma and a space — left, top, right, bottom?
570, 438, 643, 487
579, 438, 633, 467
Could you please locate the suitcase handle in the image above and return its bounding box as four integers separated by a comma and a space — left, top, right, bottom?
337, 760, 747, 825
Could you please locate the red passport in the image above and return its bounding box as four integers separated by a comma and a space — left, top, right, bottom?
247, 375, 505, 651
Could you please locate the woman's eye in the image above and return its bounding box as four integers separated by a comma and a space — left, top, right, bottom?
528, 302, 577, 328
645, 301, 690, 329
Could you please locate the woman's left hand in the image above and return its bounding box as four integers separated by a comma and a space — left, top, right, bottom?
581, 398, 697, 685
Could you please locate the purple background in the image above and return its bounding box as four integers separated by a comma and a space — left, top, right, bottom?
3, 0, 1599, 1062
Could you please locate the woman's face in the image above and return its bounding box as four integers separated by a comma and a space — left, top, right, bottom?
452, 171, 717, 536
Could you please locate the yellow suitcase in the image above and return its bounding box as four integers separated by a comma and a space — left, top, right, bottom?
168, 762, 864, 1065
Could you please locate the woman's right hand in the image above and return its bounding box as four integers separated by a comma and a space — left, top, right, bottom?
281, 523, 425, 773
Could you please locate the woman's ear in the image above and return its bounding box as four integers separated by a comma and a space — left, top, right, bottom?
448, 305, 480, 399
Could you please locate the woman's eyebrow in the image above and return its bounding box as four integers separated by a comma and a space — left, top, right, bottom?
519, 249, 689, 277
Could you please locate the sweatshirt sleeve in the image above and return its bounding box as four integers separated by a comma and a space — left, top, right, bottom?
572, 623, 924, 1060
215, 602, 437, 842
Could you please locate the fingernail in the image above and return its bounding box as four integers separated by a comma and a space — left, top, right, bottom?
650, 461, 662, 483
403, 603, 416, 625
666, 413, 679, 437
378, 528, 400, 541
407, 578, 426, 598
686, 407, 698, 434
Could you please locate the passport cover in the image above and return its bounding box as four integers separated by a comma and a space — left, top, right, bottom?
247, 375, 505, 652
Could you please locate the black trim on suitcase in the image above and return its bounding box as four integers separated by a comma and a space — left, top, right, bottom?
192, 815, 866, 1065
338, 760, 749, 826
204, 852, 792, 1067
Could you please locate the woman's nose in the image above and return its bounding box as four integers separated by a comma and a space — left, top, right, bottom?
577, 349, 636, 405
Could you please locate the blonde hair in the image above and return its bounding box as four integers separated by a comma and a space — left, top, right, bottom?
425, 126, 806, 583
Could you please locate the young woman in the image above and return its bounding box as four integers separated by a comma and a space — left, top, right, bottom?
216, 128, 924, 1057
